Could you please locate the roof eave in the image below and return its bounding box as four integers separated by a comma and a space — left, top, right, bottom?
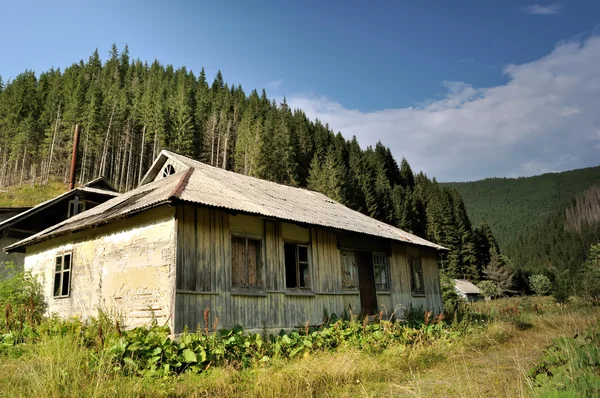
4, 199, 174, 253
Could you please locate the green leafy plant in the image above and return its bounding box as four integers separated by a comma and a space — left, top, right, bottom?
0, 264, 46, 335
478, 280, 500, 299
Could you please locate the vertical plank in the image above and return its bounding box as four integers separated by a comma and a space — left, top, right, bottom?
176, 207, 184, 290
248, 239, 258, 286
185, 205, 196, 291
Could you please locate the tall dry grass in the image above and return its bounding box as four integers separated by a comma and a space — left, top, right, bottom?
1, 297, 598, 397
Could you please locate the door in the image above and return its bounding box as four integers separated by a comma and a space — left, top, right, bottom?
356, 251, 377, 315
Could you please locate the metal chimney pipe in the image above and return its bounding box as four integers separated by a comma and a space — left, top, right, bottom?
68, 124, 80, 191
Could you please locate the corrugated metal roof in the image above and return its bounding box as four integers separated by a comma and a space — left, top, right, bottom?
6, 150, 447, 252
79, 187, 120, 196
454, 279, 482, 295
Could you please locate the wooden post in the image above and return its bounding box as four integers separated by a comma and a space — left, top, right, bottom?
68, 124, 80, 191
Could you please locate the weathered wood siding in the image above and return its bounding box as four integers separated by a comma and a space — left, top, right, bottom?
175, 204, 443, 332
23, 206, 177, 330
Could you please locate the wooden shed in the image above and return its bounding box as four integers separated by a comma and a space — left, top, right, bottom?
0, 178, 118, 275
6, 151, 446, 333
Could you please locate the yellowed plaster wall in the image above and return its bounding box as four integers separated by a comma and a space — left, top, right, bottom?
23, 206, 176, 330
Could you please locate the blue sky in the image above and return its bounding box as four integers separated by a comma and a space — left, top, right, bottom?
1, 1, 600, 181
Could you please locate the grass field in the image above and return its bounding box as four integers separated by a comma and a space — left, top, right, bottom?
1, 296, 598, 397
0, 181, 68, 207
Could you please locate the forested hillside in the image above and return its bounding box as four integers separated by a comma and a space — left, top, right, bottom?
446, 169, 600, 292
507, 185, 600, 290
0, 45, 495, 281
445, 166, 600, 248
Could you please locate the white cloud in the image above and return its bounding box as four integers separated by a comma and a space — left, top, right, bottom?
266, 79, 284, 88
287, 36, 600, 181
523, 4, 562, 15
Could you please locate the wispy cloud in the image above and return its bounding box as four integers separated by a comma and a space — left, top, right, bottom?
460, 58, 475, 66
288, 36, 600, 181
523, 3, 562, 15
266, 79, 284, 88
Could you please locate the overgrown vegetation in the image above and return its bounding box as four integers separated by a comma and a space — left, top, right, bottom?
1, 294, 598, 397
529, 321, 600, 397
0, 179, 66, 207
2, 268, 599, 397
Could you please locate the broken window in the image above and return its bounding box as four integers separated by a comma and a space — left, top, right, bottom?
284, 243, 310, 289
373, 253, 390, 291
67, 198, 86, 217
53, 253, 72, 298
409, 255, 425, 295
231, 236, 263, 288
341, 250, 358, 289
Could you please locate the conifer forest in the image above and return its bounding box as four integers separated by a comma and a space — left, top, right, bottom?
0, 45, 496, 282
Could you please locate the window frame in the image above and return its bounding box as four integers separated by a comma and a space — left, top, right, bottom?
163, 163, 176, 177
372, 252, 391, 292
230, 234, 265, 290
409, 254, 425, 296
67, 198, 86, 217
53, 252, 73, 299
284, 241, 312, 291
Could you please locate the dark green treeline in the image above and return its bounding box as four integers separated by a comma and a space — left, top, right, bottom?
0, 45, 496, 279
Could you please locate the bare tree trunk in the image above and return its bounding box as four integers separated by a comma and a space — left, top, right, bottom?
207, 113, 217, 166
30, 164, 36, 188
100, 102, 116, 177
46, 102, 61, 184
215, 128, 221, 169
138, 124, 146, 185
152, 130, 159, 161
118, 122, 130, 191
222, 119, 231, 169
126, 123, 135, 191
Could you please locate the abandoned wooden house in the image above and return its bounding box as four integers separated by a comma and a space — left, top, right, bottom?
5, 151, 446, 332
0, 177, 119, 274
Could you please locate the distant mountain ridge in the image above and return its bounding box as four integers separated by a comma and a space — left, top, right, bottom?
443, 165, 600, 249
443, 165, 600, 291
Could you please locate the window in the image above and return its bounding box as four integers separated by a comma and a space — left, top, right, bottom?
341, 250, 358, 289
373, 253, 390, 291
231, 237, 263, 288
67, 198, 86, 217
163, 164, 175, 177
284, 243, 310, 289
409, 255, 425, 295
53, 253, 72, 298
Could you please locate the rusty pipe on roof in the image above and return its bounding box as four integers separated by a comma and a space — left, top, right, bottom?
68, 124, 80, 191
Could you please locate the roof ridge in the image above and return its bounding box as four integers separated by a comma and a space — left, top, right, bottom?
170, 168, 194, 199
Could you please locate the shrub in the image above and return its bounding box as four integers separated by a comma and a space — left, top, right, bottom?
579, 244, 600, 301
440, 273, 460, 316
0, 264, 46, 332
529, 274, 552, 296
478, 280, 500, 299
552, 280, 570, 304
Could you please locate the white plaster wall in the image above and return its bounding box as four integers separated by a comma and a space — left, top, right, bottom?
24, 206, 176, 330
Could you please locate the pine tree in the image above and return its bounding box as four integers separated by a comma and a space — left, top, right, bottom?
392, 185, 417, 232
399, 157, 415, 188
483, 246, 513, 294
307, 150, 344, 202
